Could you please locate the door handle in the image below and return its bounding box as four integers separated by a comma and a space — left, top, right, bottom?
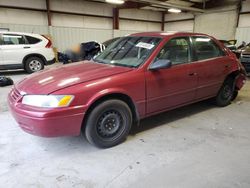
189, 72, 197, 76
23, 46, 30, 49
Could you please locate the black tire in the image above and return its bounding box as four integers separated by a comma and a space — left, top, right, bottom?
84, 100, 132, 148
215, 78, 235, 107
231, 90, 238, 101
25, 56, 44, 73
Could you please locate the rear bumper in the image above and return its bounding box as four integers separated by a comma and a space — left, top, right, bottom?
8, 90, 86, 137
45, 58, 56, 65
235, 73, 247, 90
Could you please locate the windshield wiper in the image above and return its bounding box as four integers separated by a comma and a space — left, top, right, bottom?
94, 59, 106, 64
111, 63, 135, 68
94, 59, 135, 68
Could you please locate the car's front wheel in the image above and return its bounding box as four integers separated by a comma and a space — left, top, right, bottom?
25, 57, 44, 73
215, 77, 235, 107
84, 100, 132, 148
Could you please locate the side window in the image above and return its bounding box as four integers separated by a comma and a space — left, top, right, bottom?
2, 34, 26, 45
155, 37, 191, 65
192, 36, 224, 61
25, 35, 41, 44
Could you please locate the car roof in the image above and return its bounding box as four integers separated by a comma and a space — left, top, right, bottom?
0, 31, 41, 37
130, 31, 210, 38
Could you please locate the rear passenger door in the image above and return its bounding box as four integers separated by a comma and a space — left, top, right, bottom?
191, 36, 229, 99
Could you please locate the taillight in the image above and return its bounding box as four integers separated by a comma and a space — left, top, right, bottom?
42, 35, 52, 48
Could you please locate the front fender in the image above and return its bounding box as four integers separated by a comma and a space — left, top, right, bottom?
86, 88, 132, 106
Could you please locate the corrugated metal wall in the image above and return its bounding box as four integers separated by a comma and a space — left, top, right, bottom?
235, 1, 250, 45
0, 23, 49, 34
235, 28, 250, 45
51, 27, 113, 51
164, 13, 194, 32
0, 0, 163, 52
194, 6, 238, 40
0, 23, 151, 51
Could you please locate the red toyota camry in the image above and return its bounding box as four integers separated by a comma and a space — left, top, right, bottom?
8, 32, 247, 148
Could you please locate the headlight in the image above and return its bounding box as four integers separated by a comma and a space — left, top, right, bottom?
22, 95, 74, 108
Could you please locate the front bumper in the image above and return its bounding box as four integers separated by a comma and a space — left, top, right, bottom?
8, 88, 85, 137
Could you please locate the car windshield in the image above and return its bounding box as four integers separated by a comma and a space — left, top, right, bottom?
94, 36, 161, 68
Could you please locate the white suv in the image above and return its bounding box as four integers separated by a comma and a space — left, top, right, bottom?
0, 31, 55, 73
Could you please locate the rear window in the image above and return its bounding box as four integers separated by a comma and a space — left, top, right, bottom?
192, 36, 224, 61
25, 35, 41, 44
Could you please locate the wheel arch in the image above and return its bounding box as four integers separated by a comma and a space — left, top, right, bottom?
225, 70, 241, 89
22, 53, 46, 66
81, 92, 140, 132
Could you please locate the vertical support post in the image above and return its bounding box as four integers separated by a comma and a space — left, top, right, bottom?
236, 0, 242, 28
46, 0, 52, 26
192, 13, 195, 32
113, 8, 119, 30
161, 12, 165, 31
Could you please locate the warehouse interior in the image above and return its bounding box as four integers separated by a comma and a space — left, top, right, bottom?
0, 0, 249, 50
1, 0, 250, 187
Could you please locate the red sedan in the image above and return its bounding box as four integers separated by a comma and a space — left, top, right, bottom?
8, 32, 247, 148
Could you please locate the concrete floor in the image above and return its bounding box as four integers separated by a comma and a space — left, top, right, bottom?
0, 66, 250, 188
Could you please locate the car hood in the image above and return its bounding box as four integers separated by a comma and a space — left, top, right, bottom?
16, 61, 133, 95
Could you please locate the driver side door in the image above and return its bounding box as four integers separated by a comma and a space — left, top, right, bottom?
145, 37, 198, 115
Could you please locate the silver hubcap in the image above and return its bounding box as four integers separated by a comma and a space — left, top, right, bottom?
29, 60, 42, 72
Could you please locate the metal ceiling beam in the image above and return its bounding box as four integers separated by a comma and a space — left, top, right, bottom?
130, 0, 205, 12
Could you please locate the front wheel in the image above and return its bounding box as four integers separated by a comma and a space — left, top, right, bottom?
215, 78, 235, 107
231, 90, 238, 101
84, 100, 132, 148
25, 57, 44, 73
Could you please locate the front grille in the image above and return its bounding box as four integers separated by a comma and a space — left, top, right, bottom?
11, 88, 22, 102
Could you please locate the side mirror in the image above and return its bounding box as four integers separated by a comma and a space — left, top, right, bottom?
149, 59, 172, 70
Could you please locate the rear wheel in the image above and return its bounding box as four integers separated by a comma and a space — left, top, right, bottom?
215, 78, 235, 107
84, 100, 132, 148
25, 57, 44, 73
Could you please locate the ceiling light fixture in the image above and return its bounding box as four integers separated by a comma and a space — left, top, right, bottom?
105, 0, 125, 4
168, 8, 182, 13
